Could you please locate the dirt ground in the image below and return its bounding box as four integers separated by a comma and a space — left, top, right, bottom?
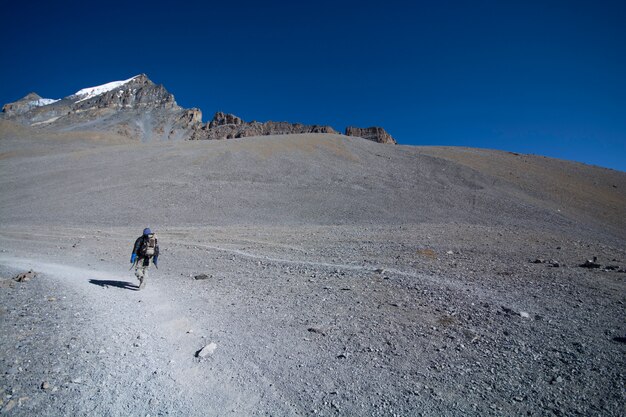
1, 224, 624, 416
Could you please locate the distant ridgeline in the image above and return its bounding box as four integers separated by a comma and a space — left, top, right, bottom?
0, 74, 396, 144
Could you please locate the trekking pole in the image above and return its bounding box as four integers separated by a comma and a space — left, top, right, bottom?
129, 259, 138, 271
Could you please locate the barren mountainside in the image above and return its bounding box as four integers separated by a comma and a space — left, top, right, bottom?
1, 74, 396, 144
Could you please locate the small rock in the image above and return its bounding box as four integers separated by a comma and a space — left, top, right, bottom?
550, 376, 563, 384
196, 342, 217, 358
13, 270, 36, 282
41, 381, 50, 390
193, 273, 212, 280
501, 306, 514, 315
446, 251, 454, 255
307, 327, 328, 336
580, 257, 601, 268
519, 311, 530, 319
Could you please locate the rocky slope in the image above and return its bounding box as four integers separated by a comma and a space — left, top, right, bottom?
1, 75, 395, 144
0, 124, 624, 416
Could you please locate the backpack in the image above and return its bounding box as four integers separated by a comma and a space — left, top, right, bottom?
140, 234, 157, 258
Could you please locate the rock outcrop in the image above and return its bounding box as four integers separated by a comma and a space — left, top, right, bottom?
2, 74, 396, 144
345, 126, 396, 144
195, 112, 337, 140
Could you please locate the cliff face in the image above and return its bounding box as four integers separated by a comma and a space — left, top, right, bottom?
192, 112, 337, 140
1, 75, 395, 144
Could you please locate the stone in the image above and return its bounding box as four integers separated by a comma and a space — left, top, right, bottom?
501, 306, 515, 315
307, 326, 330, 336
345, 126, 396, 144
519, 311, 530, 318
41, 381, 51, 390
193, 273, 211, 280
13, 270, 36, 282
196, 342, 217, 358
550, 376, 563, 384
579, 259, 601, 268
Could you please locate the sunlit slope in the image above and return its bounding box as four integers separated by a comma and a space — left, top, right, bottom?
1, 127, 624, 240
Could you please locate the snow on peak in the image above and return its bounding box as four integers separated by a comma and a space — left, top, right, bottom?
29, 98, 59, 107
73, 75, 140, 102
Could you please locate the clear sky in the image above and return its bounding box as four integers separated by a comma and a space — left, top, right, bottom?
1, 0, 625, 171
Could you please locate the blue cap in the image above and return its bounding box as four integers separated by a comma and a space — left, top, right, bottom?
143, 228, 152, 235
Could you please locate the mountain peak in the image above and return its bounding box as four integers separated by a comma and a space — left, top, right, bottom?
22, 92, 43, 101
1, 92, 59, 116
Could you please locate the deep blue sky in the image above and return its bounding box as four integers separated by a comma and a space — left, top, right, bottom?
1, 0, 625, 171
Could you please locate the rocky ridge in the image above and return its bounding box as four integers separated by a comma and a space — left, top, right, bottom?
1, 75, 396, 144
345, 126, 397, 144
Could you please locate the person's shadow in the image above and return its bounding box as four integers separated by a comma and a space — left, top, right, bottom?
89, 279, 138, 291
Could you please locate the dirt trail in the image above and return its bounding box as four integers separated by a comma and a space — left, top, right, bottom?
0, 254, 288, 416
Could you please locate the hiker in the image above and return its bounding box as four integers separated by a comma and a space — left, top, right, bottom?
130, 228, 159, 290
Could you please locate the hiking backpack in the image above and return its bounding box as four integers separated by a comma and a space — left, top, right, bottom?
141, 234, 157, 257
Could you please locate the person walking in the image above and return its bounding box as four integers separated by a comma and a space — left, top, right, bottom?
130, 228, 159, 290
